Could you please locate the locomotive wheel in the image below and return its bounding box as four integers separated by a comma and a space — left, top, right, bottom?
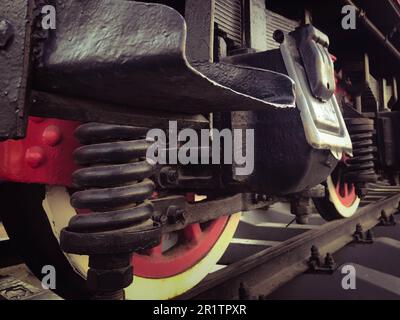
313, 171, 360, 221
0, 183, 240, 300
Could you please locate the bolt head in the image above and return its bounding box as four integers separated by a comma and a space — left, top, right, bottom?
87, 266, 133, 292
154, 214, 168, 225
167, 169, 178, 183
167, 206, 186, 224
42, 125, 63, 146
0, 20, 14, 48
25, 146, 46, 168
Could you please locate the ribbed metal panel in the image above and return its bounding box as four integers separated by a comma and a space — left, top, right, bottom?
215, 0, 243, 47
266, 9, 299, 50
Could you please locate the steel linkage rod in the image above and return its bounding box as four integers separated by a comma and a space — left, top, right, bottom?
344, 0, 400, 62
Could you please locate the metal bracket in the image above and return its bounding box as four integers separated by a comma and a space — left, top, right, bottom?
280, 29, 353, 155
223, 25, 352, 156
33, 0, 295, 118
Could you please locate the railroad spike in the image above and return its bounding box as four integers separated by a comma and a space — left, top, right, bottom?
366, 230, 374, 243
378, 210, 397, 226
353, 224, 374, 244
307, 245, 322, 271
308, 248, 337, 274
324, 253, 337, 270
353, 223, 364, 242
238, 282, 250, 300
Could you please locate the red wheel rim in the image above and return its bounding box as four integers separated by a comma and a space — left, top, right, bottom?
334, 179, 357, 207
132, 192, 230, 278
332, 158, 358, 208
77, 192, 230, 279
133, 216, 229, 278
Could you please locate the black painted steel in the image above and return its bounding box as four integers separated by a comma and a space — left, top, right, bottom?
60, 123, 161, 298
344, 117, 378, 184
0, 0, 34, 140
34, 0, 295, 115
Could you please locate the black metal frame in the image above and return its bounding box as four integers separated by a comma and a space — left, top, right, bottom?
152, 193, 273, 233
0, 0, 34, 141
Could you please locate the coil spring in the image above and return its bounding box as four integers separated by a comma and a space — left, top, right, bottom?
60, 123, 161, 296
69, 123, 156, 234
343, 118, 378, 184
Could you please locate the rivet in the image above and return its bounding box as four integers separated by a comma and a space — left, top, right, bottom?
42, 125, 62, 146
25, 146, 46, 168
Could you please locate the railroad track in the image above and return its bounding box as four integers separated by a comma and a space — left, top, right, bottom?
180, 182, 400, 300
0, 182, 399, 300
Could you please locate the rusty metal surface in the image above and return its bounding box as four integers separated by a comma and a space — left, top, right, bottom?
0, 0, 34, 140
34, 0, 295, 115
0, 265, 61, 300
185, 0, 214, 62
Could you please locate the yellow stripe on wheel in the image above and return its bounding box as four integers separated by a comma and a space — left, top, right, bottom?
42, 186, 241, 300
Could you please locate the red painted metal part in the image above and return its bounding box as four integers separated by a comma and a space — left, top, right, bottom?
133, 216, 229, 278
334, 180, 357, 208
0, 117, 80, 186
332, 60, 357, 208
134, 192, 230, 278
0, 117, 231, 278
334, 154, 357, 208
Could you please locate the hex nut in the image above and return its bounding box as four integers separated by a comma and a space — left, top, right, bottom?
87, 265, 133, 292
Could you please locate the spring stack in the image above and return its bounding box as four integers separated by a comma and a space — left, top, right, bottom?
60, 123, 161, 300
344, 117, 378, 195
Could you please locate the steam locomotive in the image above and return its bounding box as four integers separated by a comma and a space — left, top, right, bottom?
0, 0, 398, 299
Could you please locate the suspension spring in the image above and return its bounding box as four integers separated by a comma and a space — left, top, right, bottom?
60, 123, 161, 299
343, 117, 378, 185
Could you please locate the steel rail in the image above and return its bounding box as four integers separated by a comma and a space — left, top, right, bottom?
180, 191, 400, 300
